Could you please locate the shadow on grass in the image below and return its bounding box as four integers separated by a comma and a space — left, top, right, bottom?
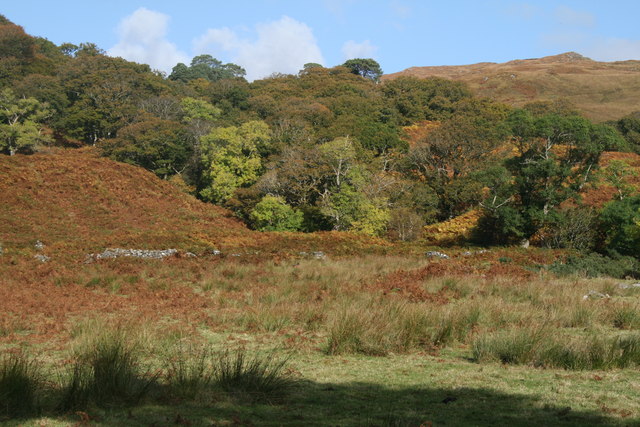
8, 380, 632, 427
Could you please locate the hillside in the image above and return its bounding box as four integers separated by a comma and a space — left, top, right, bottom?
0, 148, 254, 257
0, 149, 387, 261
383, 52, 640, 122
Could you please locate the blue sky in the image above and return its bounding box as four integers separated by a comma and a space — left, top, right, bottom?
3, 1, 640, 80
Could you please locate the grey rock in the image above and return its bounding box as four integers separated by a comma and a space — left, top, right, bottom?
311, 251, 326, 260
34, 254, 50, 263
582, 290, 611, 300
461, 251, 473, 256
618, 283, 640, 290
210, 249, 222, 256
88, 248, 178, 261
35, 240, 45, 250
185, 252, 197, 258
426, 251, 449, 259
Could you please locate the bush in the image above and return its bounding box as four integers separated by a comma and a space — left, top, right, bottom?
0, 353, 41, 418
598, 195, 640, 257
249, 195, 304, 232
547, 252, 640, 279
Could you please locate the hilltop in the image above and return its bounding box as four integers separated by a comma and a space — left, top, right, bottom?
383, 52, 640, 122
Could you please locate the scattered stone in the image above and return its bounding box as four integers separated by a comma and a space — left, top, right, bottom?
0, 243, 3, 256
35, 240, 45, 250
520, 239, 530, 249
298, 251, 308, 257
210, 249, 222, 256
311, 251, 326, 260
230, 253, 241, 257
87, 248, 178, 261
184, 252, 197, 258
426, 251, 449, 259
461, 251, 472, 256
34, 254, 50, 263
582, 290, 611, 300
618, 283, 640, 290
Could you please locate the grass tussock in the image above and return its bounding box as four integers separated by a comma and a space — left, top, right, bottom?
214, 349, 295, 403
325, 298, 482, 356
164, 343, 214, 400
473, 330, 640, 370
0, 352, 41, 418
59, 327, 157, 410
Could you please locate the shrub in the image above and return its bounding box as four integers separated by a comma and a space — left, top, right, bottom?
249, 195, 304, 232
598, 195, 640, 257
547, 252, 640, 279
0, 353, 41, 418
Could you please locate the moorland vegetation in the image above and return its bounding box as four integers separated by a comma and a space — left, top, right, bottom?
1, 15, 639, 426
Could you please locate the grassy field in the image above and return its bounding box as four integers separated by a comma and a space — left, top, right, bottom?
1, 252, 639, 426
1, 150, 639, 425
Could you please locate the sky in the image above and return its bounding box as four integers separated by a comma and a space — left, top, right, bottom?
3, 1, 640, 81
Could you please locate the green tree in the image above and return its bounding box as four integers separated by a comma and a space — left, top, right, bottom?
249, 195, 304, 231
598, 195, 640, 257
169, 55, 246, 83
99, 118, 189, 178
342, 58, 383, 82
0, 88, 51, 155
200, 120, 271, 203
478, 110, 608, 243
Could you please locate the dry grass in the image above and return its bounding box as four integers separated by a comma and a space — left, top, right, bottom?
383, 53, 640, 122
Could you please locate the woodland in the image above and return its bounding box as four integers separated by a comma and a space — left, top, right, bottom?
1, 14, 639, 257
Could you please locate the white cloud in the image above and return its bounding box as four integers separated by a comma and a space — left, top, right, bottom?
585, 37, 640, 61
108, 8, 189, 73
194, 16, 324, 81
341, 40, 378, 60
554, 6, 596, 28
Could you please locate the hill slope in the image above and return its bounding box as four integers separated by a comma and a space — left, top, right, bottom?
383, 52, 640, 122
0, 149, 385, 260
0, 148, 256, 256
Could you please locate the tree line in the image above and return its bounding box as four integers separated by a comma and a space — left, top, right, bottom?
1, 15, 638, 255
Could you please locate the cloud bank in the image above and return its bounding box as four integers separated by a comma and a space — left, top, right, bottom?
108, 8, 189, 73
194, 16, 325, 81
341, 40, 377, 60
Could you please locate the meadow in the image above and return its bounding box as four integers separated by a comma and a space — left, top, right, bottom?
1, 249, 639, 426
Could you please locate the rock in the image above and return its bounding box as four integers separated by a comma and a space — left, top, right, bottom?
34, 254, 50, 263
520, 239, 530, 249
88, 248, 178, 261
35, 240, 45, 250
426, 251, 449, 259
0, 243, 3, 256
461, 251, 472, 256
582, 290, 611, 300
311, 251, 326, 260
185, 252, 197, 258
618, 283, 640, 290
210, 249, 222, 256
